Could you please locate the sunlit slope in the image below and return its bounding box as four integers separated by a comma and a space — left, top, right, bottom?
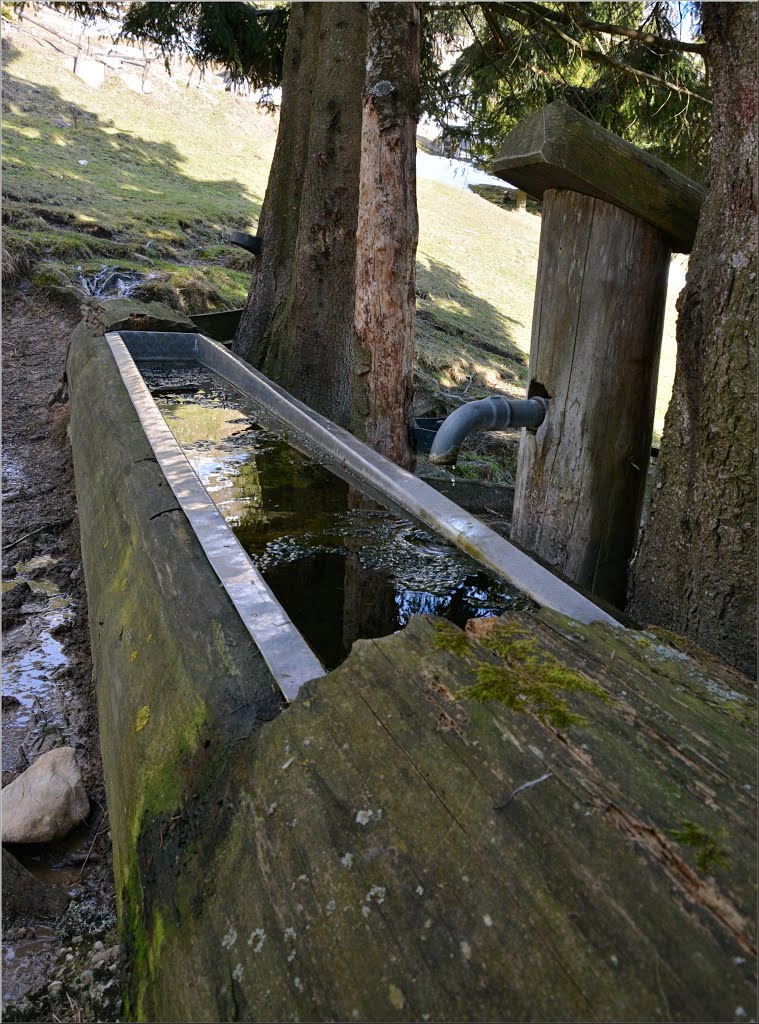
2, 30, 677, 432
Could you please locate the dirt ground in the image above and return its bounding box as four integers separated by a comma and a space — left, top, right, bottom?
2, 288, 124, 1021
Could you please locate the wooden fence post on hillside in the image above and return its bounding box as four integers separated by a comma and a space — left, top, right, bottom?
492, 101, 704, 607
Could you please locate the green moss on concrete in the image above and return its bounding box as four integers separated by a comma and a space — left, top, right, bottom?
147, 909, 167, 979
129, 697, 208, 847
667, 819, 730, 874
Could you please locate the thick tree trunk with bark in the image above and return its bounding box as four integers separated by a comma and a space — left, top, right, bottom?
627, 3, 758, 677
352, 1, 420, 468
232, 3, 368, 428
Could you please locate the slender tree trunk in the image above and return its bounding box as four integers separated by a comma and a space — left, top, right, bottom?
627, 3, 757, 677
233, 3, 368, 428
352, 1, 420, 469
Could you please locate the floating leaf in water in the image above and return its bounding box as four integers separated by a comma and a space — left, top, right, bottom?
135, 705, 150, 732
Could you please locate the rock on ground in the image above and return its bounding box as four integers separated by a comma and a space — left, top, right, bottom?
2, 746, 89, 843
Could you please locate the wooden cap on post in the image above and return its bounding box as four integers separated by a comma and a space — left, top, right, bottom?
492, 100, 704, 253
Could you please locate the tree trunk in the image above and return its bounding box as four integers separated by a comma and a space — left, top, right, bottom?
627, 3, 757, 677
232, 3, 368, 428
352, 1, 420, 468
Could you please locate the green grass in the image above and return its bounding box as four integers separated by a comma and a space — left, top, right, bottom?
2, 34, 273, 302
415, 181, 539, 400
2, 30, 680, 443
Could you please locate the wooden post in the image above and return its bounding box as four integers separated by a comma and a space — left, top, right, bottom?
492, 101, 703, 607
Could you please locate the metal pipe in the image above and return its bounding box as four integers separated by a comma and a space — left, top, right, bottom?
429, 396, 548, 465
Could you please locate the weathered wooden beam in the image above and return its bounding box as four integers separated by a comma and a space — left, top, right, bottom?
128, 612, 755, 1022
511, 188, 670, 606
491, 101, 703, 605
492, 100, 704, 253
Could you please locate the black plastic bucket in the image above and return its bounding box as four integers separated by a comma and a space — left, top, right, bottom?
413, 417, 446, 453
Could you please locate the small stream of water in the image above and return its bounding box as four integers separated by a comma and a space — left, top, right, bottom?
139, 362, 531, 669
2, 556, 74, 779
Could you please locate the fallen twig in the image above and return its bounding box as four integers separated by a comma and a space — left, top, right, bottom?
5, 519, 72, 550
78, 805, 110, 878
5, 525, 49, 550
495, 771, 553, 809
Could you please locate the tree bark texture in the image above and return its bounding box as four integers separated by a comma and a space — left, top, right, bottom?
352, 1, 420, 468
511, 188, 670, 608
627, 3, 758, 677
233, 3, 368, 429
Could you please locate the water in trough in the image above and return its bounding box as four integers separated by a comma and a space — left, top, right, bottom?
138, 362, 532, 670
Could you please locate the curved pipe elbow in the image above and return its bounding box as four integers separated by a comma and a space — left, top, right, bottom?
428, 396, 548, 466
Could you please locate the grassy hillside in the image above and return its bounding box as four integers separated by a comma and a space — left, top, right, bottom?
2, 22, 679, 443
2, 32, 274, 311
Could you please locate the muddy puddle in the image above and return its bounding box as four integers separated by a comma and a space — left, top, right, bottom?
2, 924, 57, 1008
1, 551, 99, 1009
139, 362, 533, 670
2, 556, 97, 881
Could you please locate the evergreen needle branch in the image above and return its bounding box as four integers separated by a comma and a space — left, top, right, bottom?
481, 3, 712, 106
519, 0, 706, 54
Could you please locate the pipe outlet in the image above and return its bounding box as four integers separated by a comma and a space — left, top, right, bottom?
429, 396, 548, 466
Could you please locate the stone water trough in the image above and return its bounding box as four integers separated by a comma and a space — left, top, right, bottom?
67, 298, 756, 1022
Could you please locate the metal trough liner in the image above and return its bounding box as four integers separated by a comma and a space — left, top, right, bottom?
106, 330, 621, 702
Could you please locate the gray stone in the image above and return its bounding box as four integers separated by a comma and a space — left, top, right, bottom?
1, 747, 89, 843
91, 945, 122, 970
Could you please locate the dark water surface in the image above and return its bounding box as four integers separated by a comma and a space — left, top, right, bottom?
139, 362, 531, 669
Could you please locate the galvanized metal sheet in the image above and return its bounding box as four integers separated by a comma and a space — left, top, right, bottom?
112, 329, 621, 655
197, 335, 622, 629
105, 331, 326, 701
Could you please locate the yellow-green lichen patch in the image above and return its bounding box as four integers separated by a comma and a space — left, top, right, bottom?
212, 619, 241, 677
456, 620, 612, 729
147, 909, 167, 978
129, 697, 208, 848
647, 626, 706, 660
667, 819, 730, 874
136, 704, 150, 732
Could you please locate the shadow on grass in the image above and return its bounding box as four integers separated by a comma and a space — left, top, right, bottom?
2, 38, 261, 271
415, 256, 529, 390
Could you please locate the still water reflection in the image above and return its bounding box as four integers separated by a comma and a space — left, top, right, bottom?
139, 362, 531, 669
